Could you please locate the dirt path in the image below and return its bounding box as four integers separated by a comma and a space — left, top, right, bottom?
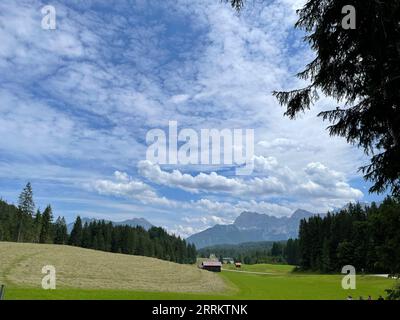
222, 268, 276, 275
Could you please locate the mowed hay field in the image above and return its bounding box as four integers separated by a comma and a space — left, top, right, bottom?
0, 242, 227, 294
1, 242, 396, 300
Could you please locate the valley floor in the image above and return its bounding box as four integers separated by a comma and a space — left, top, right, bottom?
0, 242, 395, 300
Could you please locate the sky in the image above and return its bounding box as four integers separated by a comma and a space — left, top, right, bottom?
0, 0, 385, 237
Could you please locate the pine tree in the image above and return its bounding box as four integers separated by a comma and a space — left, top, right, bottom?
17, 182, 35, 242
271, 242, 283, 257
18, 183, 35, 216
69, 216, 83, 246
39, 205, 53, 243
81, 222, 91, 248
321, 238, 331, 272
33, 209, 42, 243
54, 217, 68, 244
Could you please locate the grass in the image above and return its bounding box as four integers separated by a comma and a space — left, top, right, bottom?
1, 242, 396, 300
4, 273, 394, 300
0, 242, 226, 293
221, 271, 393, 300
222, 263, 295, 273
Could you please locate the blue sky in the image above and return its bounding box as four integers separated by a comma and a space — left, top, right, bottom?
0, 0, 385, 237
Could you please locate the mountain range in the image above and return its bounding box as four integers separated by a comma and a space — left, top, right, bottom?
67, 217, 153, 233
187, 209, 318, 249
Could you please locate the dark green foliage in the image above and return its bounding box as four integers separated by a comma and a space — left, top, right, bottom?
17, 182, 35, 242
271, 242, 284, 257
0, 183, 37, 243
198, 240, 300, 265
70, 221, 196, 264
39, 205, 53, 243
18, 182, 35, 216
386, 281, 400, 300
68, 216, 82, 246
33, 209, 42, 243
0, 184, 196, 264
0, 198, 19, 241
54, 217, 68, 245
298, 198, 400, 273
285, 238, 300, 265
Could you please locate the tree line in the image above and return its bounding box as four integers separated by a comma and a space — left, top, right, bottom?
298, 197, 400, 274
198, 239, 300, 265
0, 183, 196, 264
69, 216, 196, 264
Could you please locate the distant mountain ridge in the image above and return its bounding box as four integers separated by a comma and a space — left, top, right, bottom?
67, 217, 153, 233
187, 209, 318, 249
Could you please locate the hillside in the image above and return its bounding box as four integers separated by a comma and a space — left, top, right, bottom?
187, 209, 318, 248
0, 242, 226, 293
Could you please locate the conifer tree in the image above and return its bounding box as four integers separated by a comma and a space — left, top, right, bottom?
39, 205, 53, 243
54, 216, 68, 244
33, 209, 42, 243
69, 216, 83, 246
17, 182, 35, 242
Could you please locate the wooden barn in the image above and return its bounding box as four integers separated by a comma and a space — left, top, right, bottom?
201, 261, 222, 272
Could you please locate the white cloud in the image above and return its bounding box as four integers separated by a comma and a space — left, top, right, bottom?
88, 170, 293, 218
138, 160, 286, 196
170, 94, 190, 104
296, 162, 363, 200
91, 172, 156, 199
138, 159, 362, 204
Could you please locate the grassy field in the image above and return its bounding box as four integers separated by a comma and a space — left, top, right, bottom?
222, 263, 295, 273
0, 242, 226, 293
0, 242, 396, 300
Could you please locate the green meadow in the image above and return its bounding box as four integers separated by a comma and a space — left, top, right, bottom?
5, 271, 394, 300
1, 242, 395, 300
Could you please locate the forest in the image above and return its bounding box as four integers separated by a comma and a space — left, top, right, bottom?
0, 183, 197, 264
298, 197, 400, 275
198, 239, 300, 265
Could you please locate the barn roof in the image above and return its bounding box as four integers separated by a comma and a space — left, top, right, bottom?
202, 261, 222, 267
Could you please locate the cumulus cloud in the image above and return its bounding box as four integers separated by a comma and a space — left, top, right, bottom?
296, 162, 363, 200
138, 160, 285, 196
138, 159, 362, 204
91, 171, 157, 201
89, 170, 294, 218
